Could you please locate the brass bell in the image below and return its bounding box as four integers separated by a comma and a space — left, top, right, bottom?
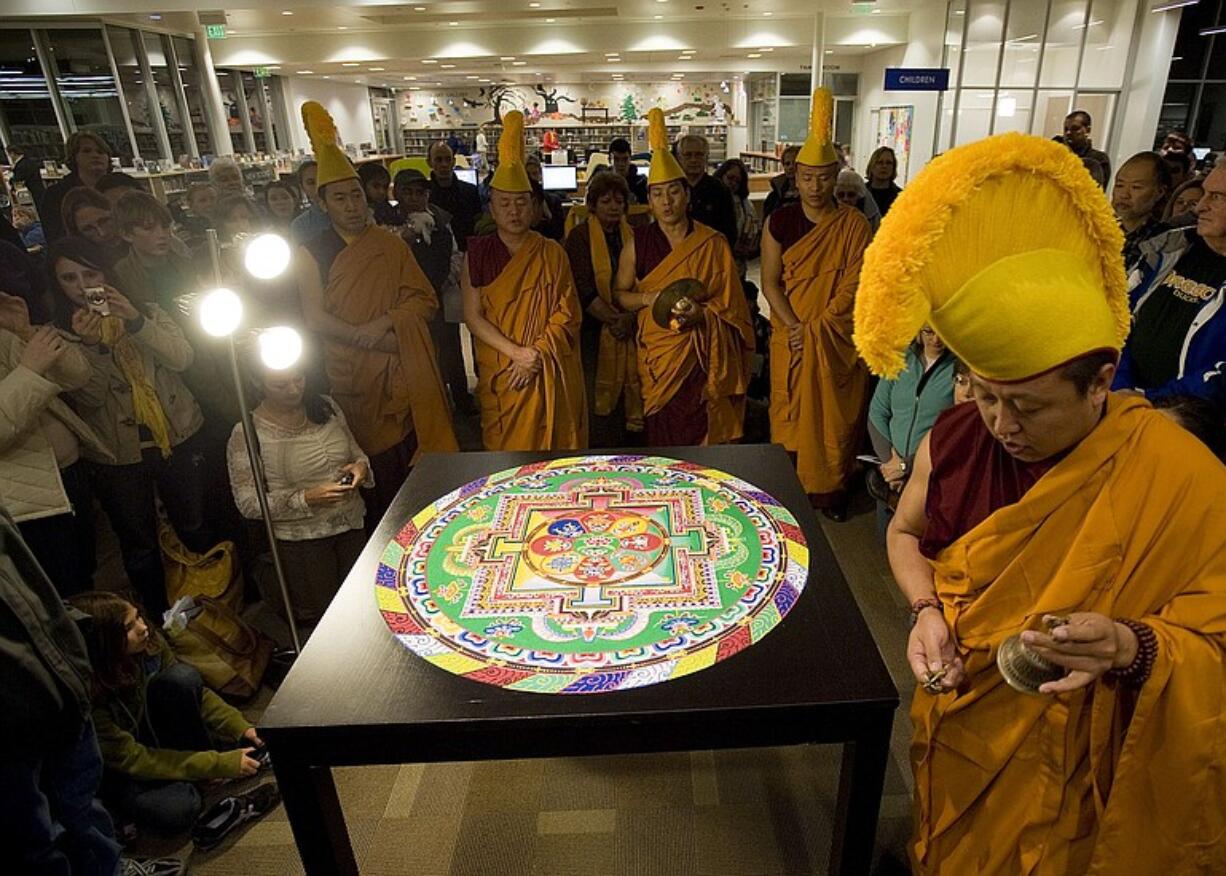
996, 616, 1070, 695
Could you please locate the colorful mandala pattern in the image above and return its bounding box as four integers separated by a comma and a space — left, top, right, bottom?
376, 455, 809, 694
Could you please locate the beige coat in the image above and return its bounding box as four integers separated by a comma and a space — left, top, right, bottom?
0, 330, 112, 522
70, 304, 204, 466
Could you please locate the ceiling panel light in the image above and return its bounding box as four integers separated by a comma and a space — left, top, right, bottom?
409, 85, 421, 90
369, 67, 385, 71
608, 57, 621, 62
297, 70, 314, 74
449, 21, 458, 26
512, 60, 527, 65
746, 52, 762, 58
422, 59, 437, 63
546, 18, 556, 22
440, 63, 456, 68
403, 75, 416, 80
281, 10, 293, 15
529, 1, 541, 6
501, 56, 516, 60
342, 62, 360, 67
763, 10, 773, 15
654, 14, 663, 19
479, 78, 490, 82
415, 5, 426, 10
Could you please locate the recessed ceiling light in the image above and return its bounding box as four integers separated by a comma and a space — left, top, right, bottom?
546, 17, 556, 22
440, 63, 456, 68
758, 47, 773, 52
871, 7, 881, 12
410, 86, 421, 90
449, 21, 458, 26
148, 13, 162, 20
673, 73, 684, 77
342, 62, 360, 67
763, 10, 773, 15
322, 75, 330, 79
654, 14, 663, 19
338, 26, 348, 30
268, 65, 281, 69
608, 57, 621, 62
678, 56, 690, 60
297, 70, 314, 74
415, 5, 426, 10
500, 56, 515, 60
403, 75, 417, 80
466, 74, 479, 79
824, 49, 833, 55
479, 77, 490, 82
512, 60, 527, 65
747, 53, 762, 58
529, 2, 540, 6
369, 67, 385, 71
422, 59, 437, 63
281, 10, 293, 15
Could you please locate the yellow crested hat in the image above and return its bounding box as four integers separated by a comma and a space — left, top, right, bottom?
647, 108, 686, 186
490, 111, 532, 193
854, 132, 1129, 382
301, 101, 356, 188
795, 88, 839, 167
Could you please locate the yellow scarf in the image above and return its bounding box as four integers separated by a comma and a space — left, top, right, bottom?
101, 316, 173, 457
588, 216, 643, 430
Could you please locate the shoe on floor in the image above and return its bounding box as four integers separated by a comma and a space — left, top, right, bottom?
191, 781, 281, 851
121, 856, 187, 876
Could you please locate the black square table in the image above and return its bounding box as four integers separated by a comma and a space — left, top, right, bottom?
261, 444, 899, 875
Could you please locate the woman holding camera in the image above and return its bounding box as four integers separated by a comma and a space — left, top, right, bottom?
46, 237, 210, 617
226, 354, 370, 630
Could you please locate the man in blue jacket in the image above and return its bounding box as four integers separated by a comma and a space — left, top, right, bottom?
1114, 163, 1226, 402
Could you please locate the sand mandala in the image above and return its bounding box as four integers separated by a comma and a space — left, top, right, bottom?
375, 455, 809, 693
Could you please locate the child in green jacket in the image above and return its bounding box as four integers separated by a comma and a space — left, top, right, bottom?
69, 591, 260, 835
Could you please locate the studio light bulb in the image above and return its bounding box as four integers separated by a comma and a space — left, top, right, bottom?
258, 326, 304, 370
199, 287, 243, 337
244, 233, 292, 280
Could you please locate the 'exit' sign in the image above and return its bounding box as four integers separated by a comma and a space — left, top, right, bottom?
254, 67, 270, 78
205, 24, 226, 39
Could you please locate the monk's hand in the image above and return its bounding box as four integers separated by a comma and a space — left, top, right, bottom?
510, 345, 541, 372
609, 312, 636, 341
908, 607, 965, 693
351, 323, 383, 350
1021, 613, 1139, 695
786, 320, 804, 352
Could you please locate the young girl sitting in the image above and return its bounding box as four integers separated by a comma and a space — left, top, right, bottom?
68, 591, 275, 838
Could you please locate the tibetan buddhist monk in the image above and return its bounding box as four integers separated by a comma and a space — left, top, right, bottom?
461, 111, 587, 451
613, 108, 753, 446
762, 88, 872, 520
295, 101, 456, 521
856, 132, 1226, 874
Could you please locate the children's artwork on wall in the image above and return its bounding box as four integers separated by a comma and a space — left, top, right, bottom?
873, 104, 914, 183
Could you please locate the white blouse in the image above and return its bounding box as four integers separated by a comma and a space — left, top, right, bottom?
226, 397, 372, 542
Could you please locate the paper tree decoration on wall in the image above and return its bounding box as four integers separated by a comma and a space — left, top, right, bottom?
534, 85, 576, 114
464, 84, 520, 124
620, 93, 639, 122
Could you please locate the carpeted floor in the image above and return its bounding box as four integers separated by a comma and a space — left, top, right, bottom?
120, 504, 918, 875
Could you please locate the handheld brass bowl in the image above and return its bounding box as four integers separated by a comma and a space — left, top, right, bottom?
652, 278, 705, 329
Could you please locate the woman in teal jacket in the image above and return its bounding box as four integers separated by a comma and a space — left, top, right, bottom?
867, 327, 956, 512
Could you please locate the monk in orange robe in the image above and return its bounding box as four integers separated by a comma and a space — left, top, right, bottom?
461, 111, 587, 451
613, 109, 752, 446
297, 103, 456, 520
857, 133, 1226, 873
762, 89, 871, 517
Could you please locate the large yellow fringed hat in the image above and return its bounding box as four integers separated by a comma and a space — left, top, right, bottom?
853, 132, 1129, 382
301, 101, 356, 188
490, 110, 532, 193
795, 88, 839, 168
647, 107, 686, 186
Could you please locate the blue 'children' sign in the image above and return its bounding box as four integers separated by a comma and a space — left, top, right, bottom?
884, 68, 950, 91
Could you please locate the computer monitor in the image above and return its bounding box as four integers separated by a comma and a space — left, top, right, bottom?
454, 167, 478, 185
542, 165, 578, 192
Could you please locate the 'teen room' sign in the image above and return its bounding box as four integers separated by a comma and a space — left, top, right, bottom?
884, 68, 950, 91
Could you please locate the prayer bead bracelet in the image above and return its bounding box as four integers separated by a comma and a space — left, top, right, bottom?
909, 597, 943, 627
1104, 619, 1158, 689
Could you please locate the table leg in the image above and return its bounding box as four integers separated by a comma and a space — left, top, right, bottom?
828, 716, 893, 876
273, 759, 358, 876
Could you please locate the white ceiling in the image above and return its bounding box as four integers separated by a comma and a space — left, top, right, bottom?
2, 0, 920, 90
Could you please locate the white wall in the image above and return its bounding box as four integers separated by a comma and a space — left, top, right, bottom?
853, 9, 944, 184
282, 77, 376, 152
1113, 6, 1180, 172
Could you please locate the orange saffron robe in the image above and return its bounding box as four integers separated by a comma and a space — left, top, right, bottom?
320, 225, 458, 457
913, 395, 1226, 875
634, 222, 753, 445
768, 205, 872, 496
472, 232, 588, 451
